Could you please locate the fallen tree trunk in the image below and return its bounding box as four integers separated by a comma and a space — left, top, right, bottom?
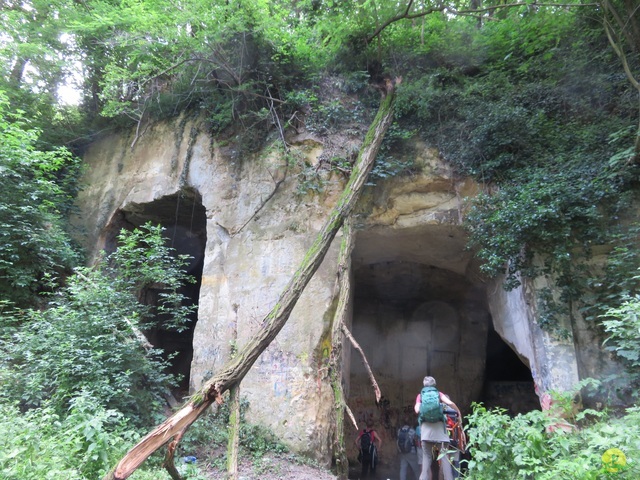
103, 78, 399, 480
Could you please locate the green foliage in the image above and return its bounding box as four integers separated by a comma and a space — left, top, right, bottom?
0, 0, 94, 147
241, 423, 288, 459
0, 393, 179, 479
369, 121, 417, 184
465, 405, 550, 479
0, 223, 199, 477
0, 224, 194, 426
387, 5, 640, 340
178, 397, 287, 466
306, 93, 369, 137
464, 151, 628, 290
108, 223, 196, 331
536, 287, 572, 340
295, 164, 328, 197
0, 92, 82, 306
0, 395, 147, 479
602, 293, 640, 385
65, 0, 312, 143
549, 378, 603, 423
582, 224, 640, 324
465, 402, 640, 479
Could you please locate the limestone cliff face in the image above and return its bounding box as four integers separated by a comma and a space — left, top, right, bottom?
73, 114, 344, 461
72, 114, 617, 465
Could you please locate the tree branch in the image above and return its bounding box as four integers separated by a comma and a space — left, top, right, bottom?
603, 18, 640, 91
162, 428, 187, 480
367, 1, 598, 43
340, 322, 381, 404
367, 1, 444, 44
345, 403, 358, 431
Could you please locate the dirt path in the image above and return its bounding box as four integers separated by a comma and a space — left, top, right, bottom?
198, 454, 404, 480
200, 453, 338, 479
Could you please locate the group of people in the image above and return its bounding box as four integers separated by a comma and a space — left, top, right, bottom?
356, 376, 465, 480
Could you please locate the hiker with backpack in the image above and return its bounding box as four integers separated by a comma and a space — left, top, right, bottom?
414, 376, 461, 480
397, 424, 420, 480
443, 406, 467, 477
356, 419, 382, 478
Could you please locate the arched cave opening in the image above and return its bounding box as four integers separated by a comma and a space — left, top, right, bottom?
346, 226, 539, 472
480, 324, 539, 415
103, 189, 207, 398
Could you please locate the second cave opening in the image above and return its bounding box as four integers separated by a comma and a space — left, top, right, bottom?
103, 188, 207, 399
345, 226, 539, 465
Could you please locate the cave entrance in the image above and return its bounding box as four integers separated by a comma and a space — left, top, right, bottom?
346, 226, 538, 465
104, 189, 207, 398
481, 324, 539, 415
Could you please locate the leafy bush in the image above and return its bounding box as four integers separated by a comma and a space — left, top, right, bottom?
240, 423, 288, 459
0, 224, 194, 426
177, 396, 288, 465
368, 121, 418, 184
603, 294, 640, 369
601, 292, 640, 400
0, 93, 82, 307
582, 224, 640, 324
0, 395, 138, 479
306, 97, 367, 136
389, 7, 640, 342
465, 402, 640, 479
0, 393, 180, 479
464, 154, 629, 290
396, 7, 637, 275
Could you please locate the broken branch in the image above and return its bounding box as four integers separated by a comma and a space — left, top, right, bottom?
341, 322, 382, 404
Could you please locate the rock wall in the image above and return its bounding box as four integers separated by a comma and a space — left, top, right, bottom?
73, 114, 347, 461
487, 275, 581, 397
72, 115, 617, 466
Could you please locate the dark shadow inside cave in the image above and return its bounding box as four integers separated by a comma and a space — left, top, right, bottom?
103, 188, 206, 398
480, 324, 539, 415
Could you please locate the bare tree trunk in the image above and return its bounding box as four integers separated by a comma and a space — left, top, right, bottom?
102, 79, 399, 480
9, 57, 27, 87
329, 217, 355, 480
226, 385, 241, 480
226, 309, 240, 480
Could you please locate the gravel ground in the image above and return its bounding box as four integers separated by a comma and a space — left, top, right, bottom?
195, 454, 403, 480
199, 453, 338, 480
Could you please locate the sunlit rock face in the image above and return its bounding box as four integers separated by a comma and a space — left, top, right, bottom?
73, 116, 609, 466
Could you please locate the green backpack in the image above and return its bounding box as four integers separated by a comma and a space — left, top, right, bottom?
418, 386, 444, 423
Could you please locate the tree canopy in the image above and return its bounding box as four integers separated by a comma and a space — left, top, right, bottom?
4, 1, 638, 146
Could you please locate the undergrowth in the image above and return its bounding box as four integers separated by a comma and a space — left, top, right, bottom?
465, 403, 640, 479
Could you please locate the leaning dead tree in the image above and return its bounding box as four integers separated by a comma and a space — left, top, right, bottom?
326, 216, 382, 480
328, 217, 355, 480
103, 77, 400, 480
